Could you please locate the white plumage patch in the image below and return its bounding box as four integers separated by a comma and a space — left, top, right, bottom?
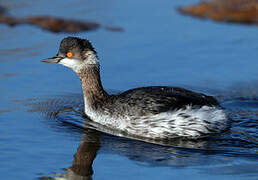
84, 105, 229, 139
59, 57, 82, 72
59, 52, 99, 73
84, 104, 129, 130
129, 106, 228, 138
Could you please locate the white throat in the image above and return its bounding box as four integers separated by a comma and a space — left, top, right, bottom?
59, 52, 99, 73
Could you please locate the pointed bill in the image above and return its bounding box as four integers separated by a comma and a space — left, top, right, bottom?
41, 56, 63, 63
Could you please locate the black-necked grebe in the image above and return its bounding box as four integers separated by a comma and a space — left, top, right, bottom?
42, 37, 229, 139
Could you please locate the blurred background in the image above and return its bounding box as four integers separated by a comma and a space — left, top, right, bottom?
0, 0, 257, 179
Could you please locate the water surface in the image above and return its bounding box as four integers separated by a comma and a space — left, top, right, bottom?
0, 0, 257, 179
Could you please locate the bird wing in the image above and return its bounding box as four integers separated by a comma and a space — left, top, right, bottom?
111, 86, 219, 115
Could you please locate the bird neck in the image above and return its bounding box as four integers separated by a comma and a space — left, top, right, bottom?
77, 65, 108, 107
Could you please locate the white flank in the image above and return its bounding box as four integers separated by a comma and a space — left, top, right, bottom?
84, 105, 228, 139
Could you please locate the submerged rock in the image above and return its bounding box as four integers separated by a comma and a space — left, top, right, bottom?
0, 15, 23, 26
25, 16, 99, 33
0, 14, 99, 33
178, 0, 258, 25
0, 5, 123, 33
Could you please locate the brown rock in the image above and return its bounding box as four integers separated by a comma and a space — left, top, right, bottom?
178, 0, 258, 25
0, 6, 123, 33
0, 16, 23, 26
25, 16, 100, 33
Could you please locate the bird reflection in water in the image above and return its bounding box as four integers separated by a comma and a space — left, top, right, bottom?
62, 128, 100, 180
40, 107, 101, 180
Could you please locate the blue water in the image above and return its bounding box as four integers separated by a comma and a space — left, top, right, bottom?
0, 0, 257, 179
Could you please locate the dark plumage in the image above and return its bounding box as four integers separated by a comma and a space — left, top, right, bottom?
59, 36, 96, 55
91, 86, 219, 117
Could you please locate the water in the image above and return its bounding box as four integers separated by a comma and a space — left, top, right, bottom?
0, 0, 257, 179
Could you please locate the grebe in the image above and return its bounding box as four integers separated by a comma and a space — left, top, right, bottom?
42, 37, 229, 139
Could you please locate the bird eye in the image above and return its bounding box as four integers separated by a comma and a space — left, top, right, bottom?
66, 52, 73, 58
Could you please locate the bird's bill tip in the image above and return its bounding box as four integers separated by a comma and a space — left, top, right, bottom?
41, 56, 62, 63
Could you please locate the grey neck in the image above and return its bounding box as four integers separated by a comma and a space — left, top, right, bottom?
77, 65, 108, 107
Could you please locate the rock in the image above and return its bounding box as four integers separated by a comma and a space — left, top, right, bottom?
0, 16, 23, 26
25, 16, 100, 33
178, 0, 258, 25
0, 5, 123, 33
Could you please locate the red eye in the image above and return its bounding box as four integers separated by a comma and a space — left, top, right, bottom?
66, 52, 73, 58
